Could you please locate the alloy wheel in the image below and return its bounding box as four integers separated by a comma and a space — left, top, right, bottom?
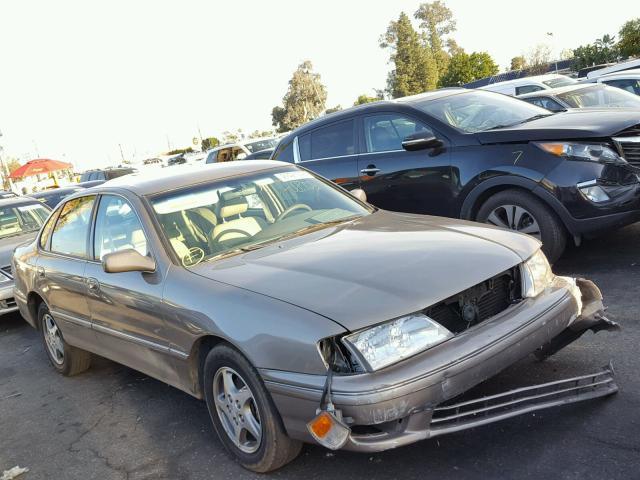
213, 367, 262, 454
486, 204, 542, 239
43, 313, 64, 365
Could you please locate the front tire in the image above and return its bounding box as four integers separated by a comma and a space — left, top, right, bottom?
476, 189, 567, 263
38, 302, 91, 376
203, 344, 302, 472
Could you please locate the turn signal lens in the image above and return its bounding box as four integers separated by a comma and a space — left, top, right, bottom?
309, 412, 333, 438
538, 143, 565, 156
307, 411, 351, 450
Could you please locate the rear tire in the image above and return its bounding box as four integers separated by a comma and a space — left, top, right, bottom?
476, 189, 567, 263
38, 302, 91, 376
203, 344, 302, 472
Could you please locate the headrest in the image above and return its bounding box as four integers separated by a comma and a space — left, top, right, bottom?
221, 203, 248, 218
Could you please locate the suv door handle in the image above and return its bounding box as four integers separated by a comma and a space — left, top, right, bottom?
86, 277, 100, 292
360, 166, 381, 175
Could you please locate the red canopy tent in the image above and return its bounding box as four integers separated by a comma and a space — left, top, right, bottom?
9, 158, 73, 179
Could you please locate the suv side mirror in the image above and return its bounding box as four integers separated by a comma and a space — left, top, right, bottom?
102, 249, 156, 273
350, 188, 367, 203
401, 132, 443, 151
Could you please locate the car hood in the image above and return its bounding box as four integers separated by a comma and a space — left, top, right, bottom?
476, 109, 639, 144
190, 211, 539, 332
0, 232, 37, 270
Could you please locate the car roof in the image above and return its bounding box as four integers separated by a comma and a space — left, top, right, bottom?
518, 83, 604, 98
96, 160, 289, 196
600, 69, 640, 79
0, 196, 46, 207
31, 186, 84, 196
480, 73, 570, 88
287, 88, 465, 134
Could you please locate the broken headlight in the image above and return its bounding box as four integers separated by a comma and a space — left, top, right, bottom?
522, 249, 555, 298
535, 142, 626, 165
342, 313, 453, 371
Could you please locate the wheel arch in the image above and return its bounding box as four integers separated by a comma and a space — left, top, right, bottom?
187, 334, 233, 399
460, 176, 574, 234
26, 291, 46, 330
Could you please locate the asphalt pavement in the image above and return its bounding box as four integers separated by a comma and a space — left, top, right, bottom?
1, 224, 639, 480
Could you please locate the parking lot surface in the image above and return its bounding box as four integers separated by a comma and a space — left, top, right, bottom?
1, 224, 639, 480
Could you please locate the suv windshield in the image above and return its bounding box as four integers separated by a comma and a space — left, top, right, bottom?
150, 167, 370, 266
244, 138, 278, 153
0, 202, 50, 239
557, 85, 640, 108
414, 90, 549, 133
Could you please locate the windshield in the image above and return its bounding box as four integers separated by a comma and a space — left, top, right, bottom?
150, 167, 371, 267
0, 202, 50, 239
244, 138, 278, 153
557, 85, 640, 109
414, 90, 550, 133
542, 77, 576, 88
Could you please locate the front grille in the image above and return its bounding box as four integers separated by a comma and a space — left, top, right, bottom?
1, 265, 12, 279
617, 141, 640, 166
613, 124, 640, 166
424, 268, 520, 334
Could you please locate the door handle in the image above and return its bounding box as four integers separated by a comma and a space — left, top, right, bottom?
37, 267, 45, 278
86, 277, 100, 292
360, 166, 381, 175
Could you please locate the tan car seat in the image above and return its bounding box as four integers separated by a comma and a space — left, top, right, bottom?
211, 203, 262, 244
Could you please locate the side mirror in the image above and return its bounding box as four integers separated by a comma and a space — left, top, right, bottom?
401, 132, 443, 151
236, 153, 247, 160
102, 249, 156, 273
350, 188, 367, 203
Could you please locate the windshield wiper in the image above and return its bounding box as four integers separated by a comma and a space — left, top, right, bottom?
485, 113, 553, 131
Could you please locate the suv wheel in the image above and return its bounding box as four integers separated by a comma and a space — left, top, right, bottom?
477, 189, 566, 262
39, 302, 91, 376
203, 344, 302, 472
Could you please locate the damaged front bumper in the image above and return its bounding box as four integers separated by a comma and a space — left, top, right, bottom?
263, 277, 619, 451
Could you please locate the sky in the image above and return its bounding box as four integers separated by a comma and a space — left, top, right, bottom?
0, 0, 635, 170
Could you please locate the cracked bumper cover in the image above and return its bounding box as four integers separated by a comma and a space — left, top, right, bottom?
262, 277, 618, 451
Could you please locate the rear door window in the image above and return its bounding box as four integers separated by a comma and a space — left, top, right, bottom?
298, 119, 355, 161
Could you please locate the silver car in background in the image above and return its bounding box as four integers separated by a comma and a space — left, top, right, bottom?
13, 161, 618, 472
0, 197, 50, 316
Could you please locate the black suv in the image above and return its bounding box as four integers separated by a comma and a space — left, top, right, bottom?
271, 88, 640, 261
79, 167, 136, 186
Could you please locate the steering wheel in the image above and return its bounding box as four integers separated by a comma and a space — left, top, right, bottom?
277, 203, 312, 221
211, 228, 253, 246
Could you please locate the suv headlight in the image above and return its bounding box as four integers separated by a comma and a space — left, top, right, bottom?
343, 313, 452, 371
535, 142, 626, 164
522, 249, 554, 298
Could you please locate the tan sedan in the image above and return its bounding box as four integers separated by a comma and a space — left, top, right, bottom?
13, 161, 618, 472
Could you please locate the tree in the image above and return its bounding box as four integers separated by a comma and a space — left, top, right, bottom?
439, 51, 499, 87
573, 35, 618, 70
166, 147, 194, 155
510, 55, 526, 70
446, 38, 464, 57
271, 60, 327, 132
6, 158, 21, 174
414, 1, 456, 79
380, 12, 438, 98
325, 105, 342, 114
526, 44, 552, 74
248, 130, 274, 139
618, 19, 640, 58
354, 93, 382, 106
201, 137, 220, 151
